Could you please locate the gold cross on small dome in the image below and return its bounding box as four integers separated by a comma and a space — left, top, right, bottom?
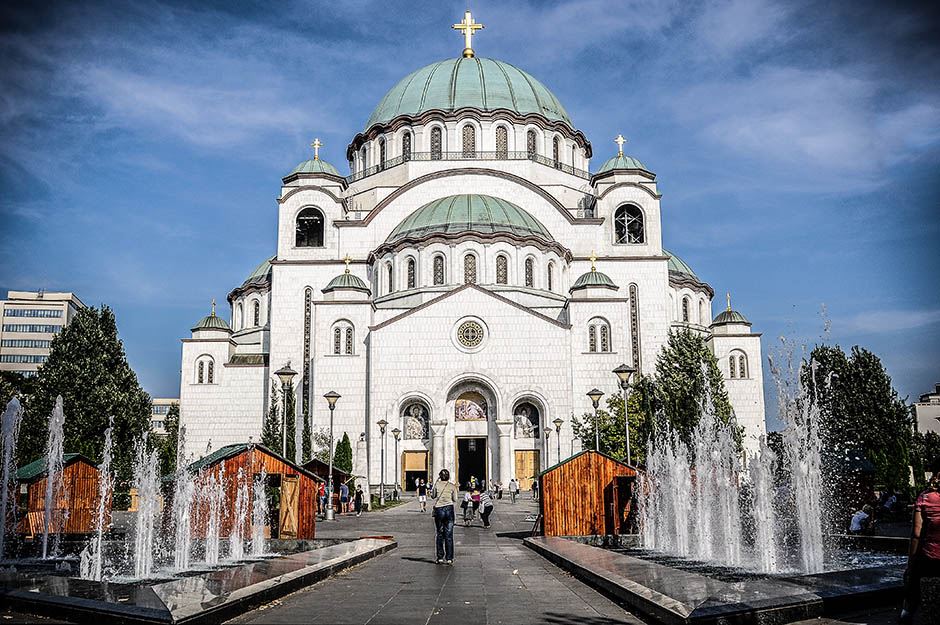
590, 250, 597, 271
614, 134, 627, 156
452, 10, 484, 58
343, 254, 352, 273
726, 292, 732, 311
310, 138, 322, 160
210, 298, 216, 315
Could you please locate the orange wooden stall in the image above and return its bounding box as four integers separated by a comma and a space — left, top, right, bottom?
539, 450, 637, 537
16, 453, 106, 537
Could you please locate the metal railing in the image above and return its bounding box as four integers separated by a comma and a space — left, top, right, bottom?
345, 151, 591, 184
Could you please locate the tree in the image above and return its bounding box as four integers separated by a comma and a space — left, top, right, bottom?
157, 403, 180, 477
261, 384, 281, 452
301, 411, 312, 463
0, 371, 35, 409
571, 374, 656, 464
20, 306, 151, 485
804, 344, 915, 491
655, 329, 732, 447
334, 432, 353, 474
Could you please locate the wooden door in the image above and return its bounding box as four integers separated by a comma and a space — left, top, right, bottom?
279, 475, 299, 539
515, 450, 540, 491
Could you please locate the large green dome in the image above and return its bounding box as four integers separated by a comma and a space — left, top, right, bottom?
388, 194, 552, 243
664, 249, 698, 279
366, 57, 571, 130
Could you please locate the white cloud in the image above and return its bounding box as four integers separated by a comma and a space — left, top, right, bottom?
693, 0, 789, 55
843, 308, 940, 334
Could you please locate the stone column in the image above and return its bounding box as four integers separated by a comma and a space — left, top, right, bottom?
495, 420, 513, 486
430, 421, 447, 481
353, 435, 370, 511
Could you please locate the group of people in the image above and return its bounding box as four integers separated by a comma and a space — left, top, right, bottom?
316, 480, 366, 517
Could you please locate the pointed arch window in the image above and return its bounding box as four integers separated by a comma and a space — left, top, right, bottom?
553, 136, 561, 168
406, 257, 416, 289
433, 255, 445, 285
253, 300, 261, 327
524, 257, 534, 287
295, 207, 325, 247
496, 126, 508, 159
496, 255, 508, 284
682, 297, 690, 323
402, 131, 412, 161
614, 205, 645, 244
431, 127, 443, 160
463, 254, 477, 285
547, 262, 555, 292
526, 129, 537, 158
462, 124, 476, 157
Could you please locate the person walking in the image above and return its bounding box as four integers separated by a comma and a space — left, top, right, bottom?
480, 488, 495, 529
317, 481, 326, 514
432, 469, 457, 564
339, 481, 350, 514
462, 491, 474, 526
354, 485, 364, 517
901, 460, 940, 623
531, 478, 539, 501
508, 479, 518, 504
417, 479, 428, 513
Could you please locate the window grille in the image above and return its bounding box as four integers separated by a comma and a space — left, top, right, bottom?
464, 254, 477, 284
729, 356, 737, 378
253, 301, 261, 326
378, 138, 386, 170
431, 127, 442, 160
496, 255, 508, 284
547, 263, 554, 291
614, 205, 645, 244
526, 130, 537, 157
334, 328, 341, 355
462, 125, 476, 157
496, 126, 508, 159
588, 325, 597, 352
402, 131, 412, 160
600, 325, 610, 352
207, 361, 214, 384
433, 256, 445, 285
553, 136, 561, 168
524, 258, 534, 287
387, 264, 394, 293
739, 355, 747, 378
630, 284, 641, 370
345, 327, 354, 355
303, 288, 312, 416
198, 361, 204, 384
407, 258, 416, 289
682, 298, 690, 323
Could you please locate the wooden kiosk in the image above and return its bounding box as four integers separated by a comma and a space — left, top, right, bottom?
188, 443, 322, 540
16, 453, 105, 537
539, 450, 638, 537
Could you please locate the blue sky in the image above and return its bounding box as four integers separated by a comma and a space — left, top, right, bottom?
1, 0, 938, 429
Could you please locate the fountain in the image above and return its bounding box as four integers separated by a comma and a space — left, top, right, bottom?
79, 417, 114, 580
749, 435, 779, 573
250, 467, 268, 557
171, 425, 194, 572
228, 467, 248, 561
41, 396, 66, 559
202, 464, 224, 567
0, 398, 23, 558
132, 435, 160, 579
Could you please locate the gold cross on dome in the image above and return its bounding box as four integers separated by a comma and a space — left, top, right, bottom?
726, 292, 732, 311
310, 138, 322, 160
211, 298, 216, 315
343, 254, 352, 274
614, 134, 626, 156
590, 250, 597, 272
452, 10, 484, 58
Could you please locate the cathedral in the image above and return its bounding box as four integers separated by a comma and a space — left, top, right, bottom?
179, 11, 766, 493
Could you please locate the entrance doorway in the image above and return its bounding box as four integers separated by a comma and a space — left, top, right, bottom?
515, 450, 540, 491
402, 450, 429, 491
456, 437, 487, 489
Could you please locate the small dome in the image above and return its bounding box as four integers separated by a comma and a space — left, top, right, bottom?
570, 269, 617, 292
664, 249, 698, 279
366, 57, 571, 131
288, 158, 341, 177
595, 154, 648, 175
712, 309, 751, 326
241, 256, 274, 288
322, 272, 371, 294
191, 311, 231, 332
388, 194, 553, 243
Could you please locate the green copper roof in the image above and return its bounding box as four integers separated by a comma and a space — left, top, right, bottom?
17, 453, 86, 482
366, 57, 571, 130
664, 249, 698, 279
712, 309, 751, 326
323, 271, 371, 294
191, 311, 231, 332
595, 154, 648, 175
570, 269, 618, 292
388, 194, 553, 243
289, 158, 341, 177
242, 256, 274, 287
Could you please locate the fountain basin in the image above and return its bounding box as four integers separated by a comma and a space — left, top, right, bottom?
0, 537, 396, 624
525, 536, 904, 625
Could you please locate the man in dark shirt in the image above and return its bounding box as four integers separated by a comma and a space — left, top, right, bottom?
417, 479, 428, 512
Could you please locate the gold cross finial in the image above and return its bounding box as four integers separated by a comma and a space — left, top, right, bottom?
590, 250, 597, 272
614, 134, 626, 156
310, 138, 322, 160
726, 292, 732, 311
211, 298, 216, 316
452, 10, 484, 58
343, 254, 352, 274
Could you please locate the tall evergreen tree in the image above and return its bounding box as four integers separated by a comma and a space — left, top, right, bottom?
334, 432, 353, 474
261, 384, 281, 452
20, 306, 151, 485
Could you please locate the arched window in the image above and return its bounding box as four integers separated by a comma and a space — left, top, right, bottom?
406, 257, 416, 289
699, 300, 707, 325
332, 321, 355, 355
496, 255, 508, 284
295, 207, 325, 247
378, 138, 386, 170
614, 205, 645, 244
588, 318, 611, 353
433, 255, 445, 285
729, 355, 737, 379
252, 300, 261, 327
526, 129, 537, 158
359, 146, 367, 172
524, 257, 534, 287
588, 324, 597, 353
197, 361, 204, 384
462, 124, 476, 157
552, 136, 561, 168
496, 126, 508, 159
333, 327, 341, 354
207, 360, 214, 384
386, 263, 394, 294
195, 355, 215, 384
738, 353, 748, 378
402, 131, 412, 161
430, 127, 443, 160
547, 262, 555, 292
682, 297, 690, 323
236, 303, 243, 330
345, 327, 354, 355
463, 254, 477, 284
571, 145, 577, 167
600, 325, 610, 352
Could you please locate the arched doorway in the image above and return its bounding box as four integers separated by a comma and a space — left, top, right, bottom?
447, 379, 497, 490
512, 398, 545, 490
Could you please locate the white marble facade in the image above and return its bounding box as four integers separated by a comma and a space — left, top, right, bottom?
179, 34, 767, 493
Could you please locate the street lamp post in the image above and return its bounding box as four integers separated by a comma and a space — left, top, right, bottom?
392, 428, 401, 500
612, 364, 637, 465
543, 427, 552, 470
377, 419, 388, 506
274, 364, 298, 459
586, 388, 604, 452
323, 391, 341, 521
553, 417, 563, 464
